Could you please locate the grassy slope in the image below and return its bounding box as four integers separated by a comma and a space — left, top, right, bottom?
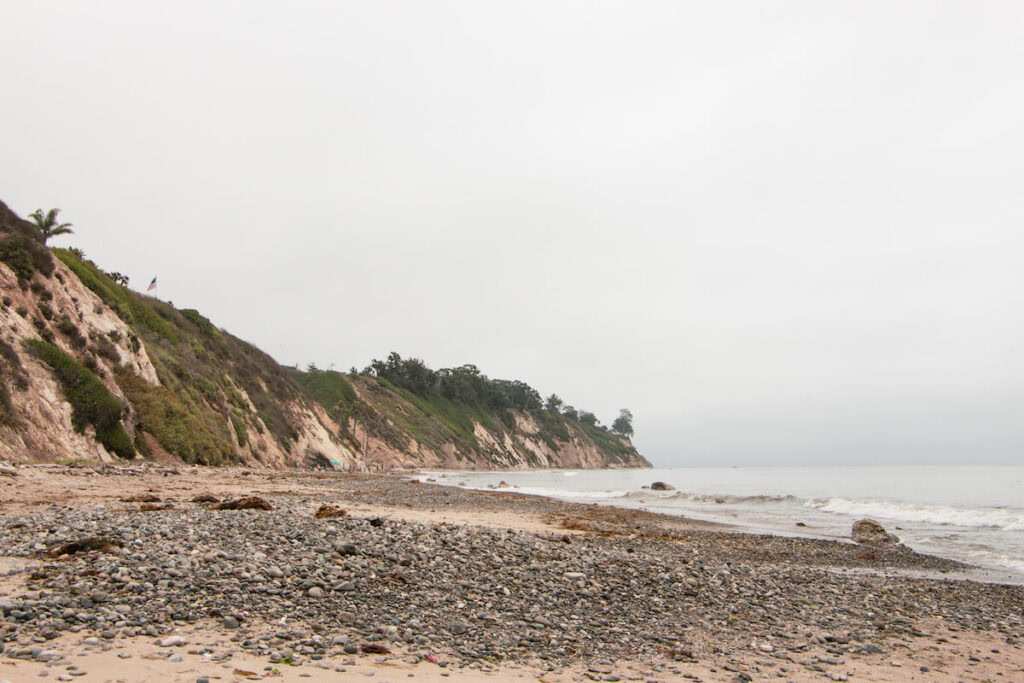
4, 239, 644, 469
291, 368, 646, 467
52, 249, 323, 465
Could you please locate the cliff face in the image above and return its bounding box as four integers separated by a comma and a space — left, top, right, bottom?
0, 250, 155, 464
0, 253, 358, 469
0, 200, 649, 471
291, 372, 649, 471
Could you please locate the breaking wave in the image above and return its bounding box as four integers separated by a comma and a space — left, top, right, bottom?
618, 490, 799, 505
805, 497, 1024, 531
671, 492, 801, 505
447, 483, 801, 506
477, 486, 628, 500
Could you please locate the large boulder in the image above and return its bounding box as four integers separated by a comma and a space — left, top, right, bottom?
852, 518, 899, 545
650, 481, 675, 491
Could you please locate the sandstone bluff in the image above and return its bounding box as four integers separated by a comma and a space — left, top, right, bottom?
0, 200, 648, 471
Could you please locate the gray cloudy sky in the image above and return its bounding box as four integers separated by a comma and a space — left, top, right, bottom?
2, 2, 1022, 466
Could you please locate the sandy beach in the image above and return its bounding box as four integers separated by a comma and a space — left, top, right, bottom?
1, 464, 1022, 682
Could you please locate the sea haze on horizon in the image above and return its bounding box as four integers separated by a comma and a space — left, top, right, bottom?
1, 2, 1022, 467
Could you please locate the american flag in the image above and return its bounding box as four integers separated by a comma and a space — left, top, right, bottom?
147, 277, 157, 292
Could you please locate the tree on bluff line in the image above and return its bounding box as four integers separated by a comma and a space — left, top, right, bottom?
612, 408, 634, 438
28, 208, 74, 244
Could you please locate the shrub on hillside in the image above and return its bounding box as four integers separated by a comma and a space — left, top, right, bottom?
0, 234, 35, 282
231, 412, 248, 447
0, 339, 27, 426
180, 308, 219, 337
0, 378, 14, 427
23, 339, 134, 459
29, 280, 52, 301
114, 366, 234, 465
90, 333, 121, 363
0, 202, 55, 277
56, 315, 87, 346
31, 317, 55, 343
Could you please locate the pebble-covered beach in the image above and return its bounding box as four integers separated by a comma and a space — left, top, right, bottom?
1, 465, 1022, 681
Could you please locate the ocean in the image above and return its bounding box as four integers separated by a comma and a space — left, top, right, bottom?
417, 465, 1024, 583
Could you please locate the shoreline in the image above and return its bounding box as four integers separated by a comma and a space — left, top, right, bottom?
421, 467, 1024, 586
1, 464, 1022, 681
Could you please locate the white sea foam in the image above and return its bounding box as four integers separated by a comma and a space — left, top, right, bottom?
671, 492, 800, 505
440, 466, 1024, 579
469, 485, 629, 500
806, 497, 1024, 530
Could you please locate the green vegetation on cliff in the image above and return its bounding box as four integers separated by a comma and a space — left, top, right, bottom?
0, 200, 645, 469
0, 338, 25, 427
114, 366, 234, 465
50, 248, 314, 464
292, 354, 645, 467
23, 339, 134, 459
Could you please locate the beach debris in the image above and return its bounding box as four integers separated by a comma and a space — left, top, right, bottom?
361, 643, 390, 654
650, 481, 675, 491
334, 541, 358, 555
560, 516, 592, 531
156, 635, 186, 647
211, 496, 274, 511
121, 493, 160, 502
369, 516, 385, 527
192, 493, 219, 503
314, 504, 347, 519
138, 503, 174, 511
664, 646, 696, 660
0, 464, 20, 477
852, 518, 900, 545
48, 536, 120, 557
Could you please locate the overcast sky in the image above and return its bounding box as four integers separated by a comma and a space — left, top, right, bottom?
2, 2, 1022, 466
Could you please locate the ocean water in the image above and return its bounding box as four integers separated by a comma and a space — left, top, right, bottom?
417, 466, 1024, 582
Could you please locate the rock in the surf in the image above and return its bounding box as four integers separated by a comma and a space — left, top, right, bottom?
852, 518, 899, 545
650, 481, 675, 491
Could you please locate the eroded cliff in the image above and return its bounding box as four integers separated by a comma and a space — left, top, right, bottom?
0, 200, 649, 471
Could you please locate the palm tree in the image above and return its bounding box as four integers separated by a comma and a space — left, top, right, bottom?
28, 208, 74, 244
